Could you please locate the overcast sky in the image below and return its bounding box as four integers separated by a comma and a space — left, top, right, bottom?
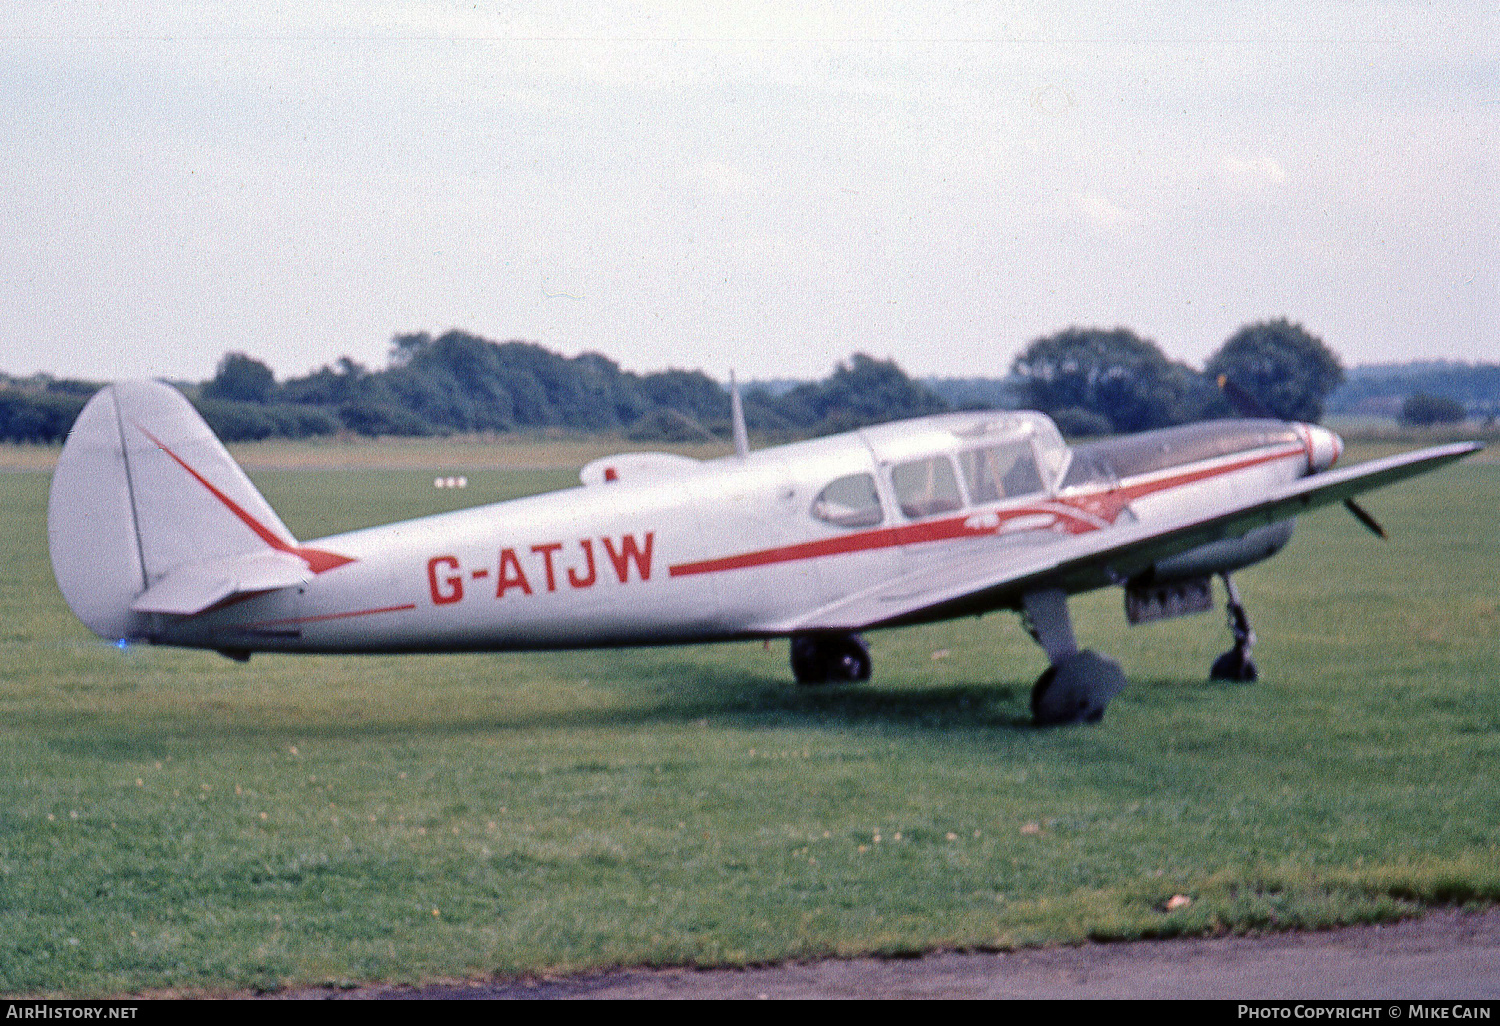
2, 2, 1495, 384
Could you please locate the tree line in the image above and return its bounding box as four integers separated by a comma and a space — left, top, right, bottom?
1326, 361, 1500, 423
1, 320, 1365, 445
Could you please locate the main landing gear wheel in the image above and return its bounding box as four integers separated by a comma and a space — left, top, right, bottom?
1210, 573, 1258, 683
790, 633, 872, 686
1210, 649, 1258, 683
1031, 650, 1128, 726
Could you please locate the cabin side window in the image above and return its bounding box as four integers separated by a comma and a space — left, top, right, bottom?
811, 473, 884, 528
958, 442, 1044, 503
891, 456, 964, 519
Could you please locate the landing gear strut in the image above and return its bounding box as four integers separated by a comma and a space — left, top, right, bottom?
790, 633, 872, 685
1022, 589, 1128, 726
1210, 573, 1258, 682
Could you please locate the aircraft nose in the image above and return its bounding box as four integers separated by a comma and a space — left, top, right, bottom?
1301, 424, 1343, 472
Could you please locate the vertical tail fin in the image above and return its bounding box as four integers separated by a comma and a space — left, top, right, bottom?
48, 381, 338, 640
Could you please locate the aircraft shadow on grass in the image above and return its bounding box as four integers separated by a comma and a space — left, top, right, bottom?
39, 661, 1264, 765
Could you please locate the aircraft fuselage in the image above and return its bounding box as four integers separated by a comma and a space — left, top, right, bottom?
155, 414, 1331, 655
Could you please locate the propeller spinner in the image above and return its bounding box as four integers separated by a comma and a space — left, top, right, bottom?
1213, 373, 1385, 539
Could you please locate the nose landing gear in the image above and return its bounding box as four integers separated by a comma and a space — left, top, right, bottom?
1210, 573, 1258, 682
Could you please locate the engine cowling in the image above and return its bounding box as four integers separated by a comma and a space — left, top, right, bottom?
1146, 521, 1296, 583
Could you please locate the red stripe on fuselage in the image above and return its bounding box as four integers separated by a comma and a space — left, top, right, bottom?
243, 603, 416, 628
667, 504, 1099, 578
1053, 442, 1307, 524
131, 422, 355, 574
667, 443, 1306, 579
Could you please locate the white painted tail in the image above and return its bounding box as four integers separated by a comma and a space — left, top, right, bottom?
48, 381, 313, 640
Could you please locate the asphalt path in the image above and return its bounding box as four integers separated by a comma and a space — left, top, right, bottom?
291, 906, 1500, 1000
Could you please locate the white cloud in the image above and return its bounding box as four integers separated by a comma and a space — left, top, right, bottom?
1072, 191, 1149, 230
1218, 154, 1289, 190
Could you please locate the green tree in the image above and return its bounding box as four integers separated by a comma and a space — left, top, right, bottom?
281, 356, 400, 414
1400, 392, 1466, 426
337, 398, 433, 437
1206, 319, 1344, 423
389, 331, 433, 366
384, 332, 654, 432
203, 352, 276, 404
638, 369, 730, 425
1011, 327, 1214, 433
0, 390, 87, 443
778, 354, 948, 434
1046, 406, 1114, 438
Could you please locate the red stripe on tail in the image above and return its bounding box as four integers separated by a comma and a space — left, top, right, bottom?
131, 423, 355, 574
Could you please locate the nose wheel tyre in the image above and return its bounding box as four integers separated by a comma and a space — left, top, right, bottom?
790, 634, 872, 685
1211, 573, 1258, 682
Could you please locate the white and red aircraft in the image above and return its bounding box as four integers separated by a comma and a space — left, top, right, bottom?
48, 379, 1480, 725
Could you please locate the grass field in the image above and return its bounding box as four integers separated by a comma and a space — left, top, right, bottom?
1, 441, 1497, 995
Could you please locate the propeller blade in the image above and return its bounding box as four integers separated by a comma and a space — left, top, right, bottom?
1343, 498, 1388, 539
1216, 374, 1275, 419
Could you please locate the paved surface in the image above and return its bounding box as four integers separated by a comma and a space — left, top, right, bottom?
292, 907, 1500, 999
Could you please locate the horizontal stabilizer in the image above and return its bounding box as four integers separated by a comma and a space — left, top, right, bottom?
130, 550, 310, 616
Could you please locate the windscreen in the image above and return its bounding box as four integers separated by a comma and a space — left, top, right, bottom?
1066, 420, 1302, 484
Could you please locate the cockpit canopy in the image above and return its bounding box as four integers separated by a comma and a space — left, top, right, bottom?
810, 412, 1072, 529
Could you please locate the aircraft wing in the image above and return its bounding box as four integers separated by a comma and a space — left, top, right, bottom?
778, 441, 1482, 634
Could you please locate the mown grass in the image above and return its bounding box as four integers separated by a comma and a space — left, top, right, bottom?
0, 443, 1496, 995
